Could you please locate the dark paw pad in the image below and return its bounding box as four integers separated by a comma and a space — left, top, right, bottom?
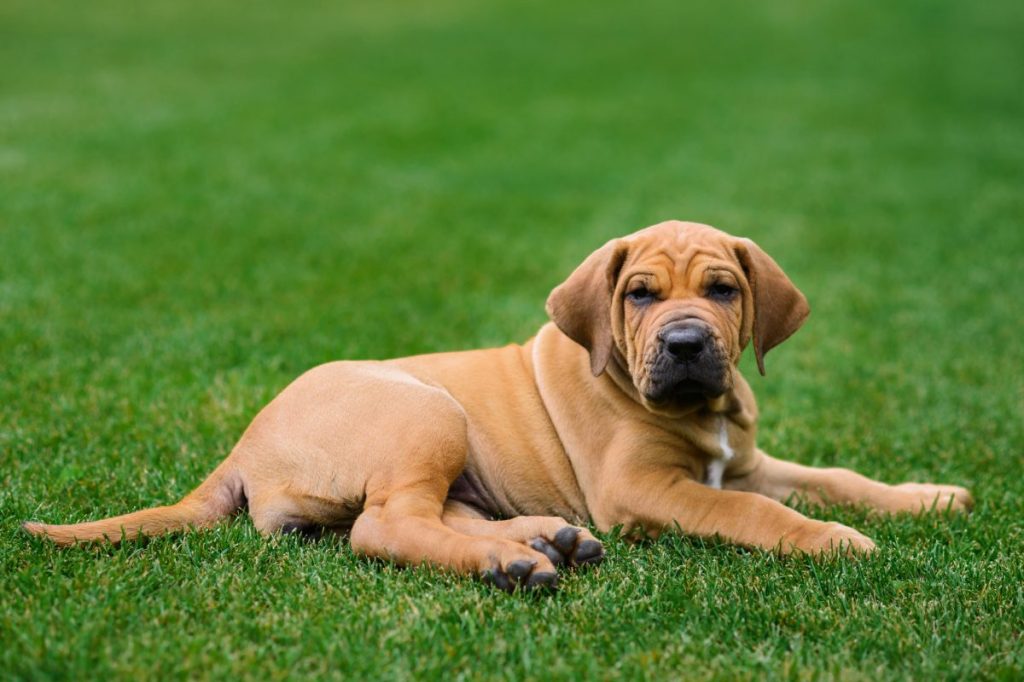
482, 559, 556, 594
533, 527, 605, 569
506, 559, 536, 581
481, 567, 513, 592
526, 571, 558, 590
575, 539, 604, 567
552, 527, 580, 554
529, 537, 565, 566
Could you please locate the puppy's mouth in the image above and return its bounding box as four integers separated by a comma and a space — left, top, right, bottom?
643, 374, 726, 406
665, 378, 716, 399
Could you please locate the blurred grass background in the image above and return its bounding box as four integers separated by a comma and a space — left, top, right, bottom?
1, 0, 1022, 679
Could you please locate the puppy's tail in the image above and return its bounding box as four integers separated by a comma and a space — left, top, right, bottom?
21, 459, 246, 546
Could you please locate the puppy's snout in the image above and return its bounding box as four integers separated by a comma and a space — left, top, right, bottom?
660, 325, 708, 363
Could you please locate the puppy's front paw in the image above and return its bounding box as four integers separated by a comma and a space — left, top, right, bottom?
786, 521, 876, 557
894, 483, 973, 513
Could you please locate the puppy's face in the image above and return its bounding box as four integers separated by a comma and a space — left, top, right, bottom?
614, 236, 745, 409
547, 221, 810, 414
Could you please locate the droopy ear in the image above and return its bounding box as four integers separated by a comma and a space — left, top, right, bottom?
734, 238, 810, 376
545, 239, 629, 377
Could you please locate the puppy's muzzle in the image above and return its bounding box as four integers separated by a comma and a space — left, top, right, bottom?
644, 321, 729, 403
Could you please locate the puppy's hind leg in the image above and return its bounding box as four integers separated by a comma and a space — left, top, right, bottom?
352, 492, 561, 592
348, 400, 559, 592
442, 501, 604, 568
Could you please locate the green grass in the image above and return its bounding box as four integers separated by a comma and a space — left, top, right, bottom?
2, 0, 1023, 678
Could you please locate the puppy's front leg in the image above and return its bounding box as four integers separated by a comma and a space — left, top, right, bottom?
729, 452, 973, 514
589, 462, 876, 555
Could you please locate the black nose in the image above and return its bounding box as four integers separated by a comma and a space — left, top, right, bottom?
661, 326, 707, 362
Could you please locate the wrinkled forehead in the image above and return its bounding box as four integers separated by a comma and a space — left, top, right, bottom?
621, 222, 739, 278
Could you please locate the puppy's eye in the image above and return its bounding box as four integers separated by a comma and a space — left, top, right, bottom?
708, 283, 738, 301
626, 287, 656, 304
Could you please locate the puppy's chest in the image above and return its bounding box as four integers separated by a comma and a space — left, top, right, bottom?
704, 420, 736, 489
680, 415, 746, 489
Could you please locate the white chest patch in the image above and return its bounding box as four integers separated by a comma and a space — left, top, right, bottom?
705, 419, 735, 489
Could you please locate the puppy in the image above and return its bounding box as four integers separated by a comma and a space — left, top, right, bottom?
24, 221, 972, 591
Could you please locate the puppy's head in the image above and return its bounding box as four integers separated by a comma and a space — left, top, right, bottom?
546, 221, 809, 413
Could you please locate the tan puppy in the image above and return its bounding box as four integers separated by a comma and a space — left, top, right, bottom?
24, 221, 972, 591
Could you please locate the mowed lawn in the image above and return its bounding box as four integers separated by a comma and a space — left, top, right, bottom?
2, 0, 1022, 679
